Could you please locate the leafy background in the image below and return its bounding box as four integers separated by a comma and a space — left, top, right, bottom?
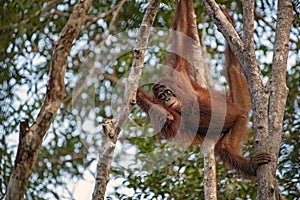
0, 0, 299, 199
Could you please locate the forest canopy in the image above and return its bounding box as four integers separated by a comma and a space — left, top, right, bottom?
0, 0, 299, 199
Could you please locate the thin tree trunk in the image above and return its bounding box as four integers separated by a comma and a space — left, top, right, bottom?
257, 0, 294, 199
174, 0, 217, 198
92, 1, 161, 199
203, 141, 217, 200
241, 0, 271, 196
5, 1, 93, 199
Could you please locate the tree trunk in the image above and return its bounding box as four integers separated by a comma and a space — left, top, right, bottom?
5, 0, 93, 199
203, 140, 217, 200
256, 0, 294, 199
92, 1, 161, 199
200, 0, 293, 199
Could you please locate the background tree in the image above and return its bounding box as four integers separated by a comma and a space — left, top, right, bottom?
0, 0, 299, 199
3, 0, 93, 199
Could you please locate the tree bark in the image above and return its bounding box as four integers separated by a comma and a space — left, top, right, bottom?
5, 1, 93, 199
203, 140, 217, 200
200, 0, 293, 199
92, 1, 161, 199
241, 0, 271, 197
200, 0, 244, 64
257, 0, 294, 199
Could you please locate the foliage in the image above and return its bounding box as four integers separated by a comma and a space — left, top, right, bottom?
0, 0, 299, 199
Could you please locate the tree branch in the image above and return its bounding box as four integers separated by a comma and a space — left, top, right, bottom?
262, 0, 294, 199
39, 153, 86, 166
5, 1, 93, 199
92, 1, 161, 199
62, 0, 126, 116
0, 0, 57, 31
200, 0, 244, 65
254, 8, 297, 44
240, 0, 273, 198
203, 140, 217, 200
86, 0, 125, 22
201, 0, 294, 199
